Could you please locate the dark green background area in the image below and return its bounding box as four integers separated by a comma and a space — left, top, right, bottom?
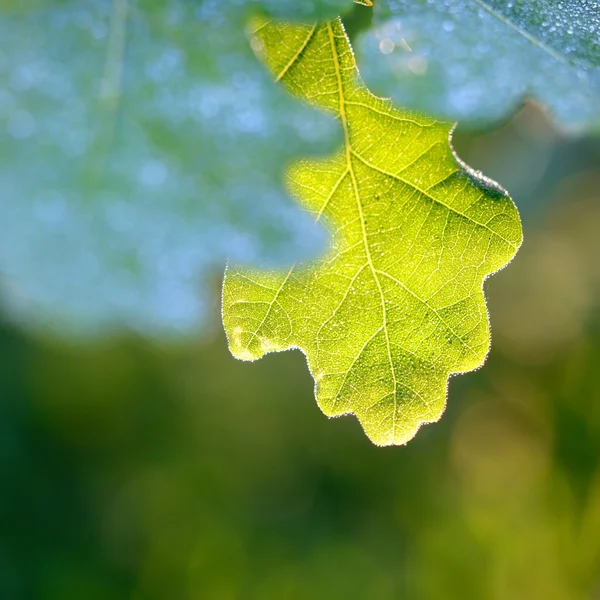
2, 104, 600, 599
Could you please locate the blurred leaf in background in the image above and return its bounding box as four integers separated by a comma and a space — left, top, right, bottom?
356, 0, 600, 129
1, 103, 600, 599
0, 0, 355, 336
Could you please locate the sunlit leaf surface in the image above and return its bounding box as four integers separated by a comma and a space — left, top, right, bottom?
223, 18, 522, 445
0, 0, 354, 335
356, 0, 600, 128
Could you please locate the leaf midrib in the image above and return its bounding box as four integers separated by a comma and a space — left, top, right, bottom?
326, 21, 399, 434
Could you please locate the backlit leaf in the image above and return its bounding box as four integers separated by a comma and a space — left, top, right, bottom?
222, 18, 522, 445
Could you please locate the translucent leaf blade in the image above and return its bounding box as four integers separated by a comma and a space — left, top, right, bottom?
222, 19, 522, 445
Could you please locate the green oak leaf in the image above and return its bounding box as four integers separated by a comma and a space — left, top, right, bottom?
222, 18, 522, 445
355, 0, 600, 129
0, 0, 354, 336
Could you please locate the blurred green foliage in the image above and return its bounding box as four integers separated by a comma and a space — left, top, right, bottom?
2, 2, 600, 597
2, 104, 600, 599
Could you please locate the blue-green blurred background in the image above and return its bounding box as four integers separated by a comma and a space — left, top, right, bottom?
1, 100, 600, 599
